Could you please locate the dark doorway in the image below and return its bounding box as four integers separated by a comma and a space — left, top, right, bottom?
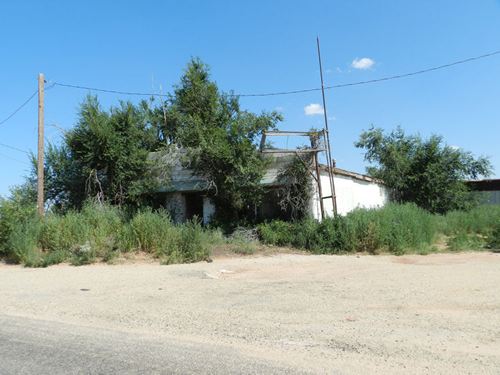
185, 193, 204, 221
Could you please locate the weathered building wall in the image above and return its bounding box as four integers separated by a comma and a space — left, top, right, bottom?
165, 192, 187, 223
466, 179, 500, 206
475, 191, 500, 205
310, 172, 389, 220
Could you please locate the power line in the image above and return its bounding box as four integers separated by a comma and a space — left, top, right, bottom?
326, 49, 500, 90
0, 89, 38, 126
50, 48, 500, 98
0, 83, 55, 128
0, 142, 30, 155
53, 82, 169, 97
0, 151, 31, 166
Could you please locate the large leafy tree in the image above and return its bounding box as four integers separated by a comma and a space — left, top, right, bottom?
356, 126, 492, 213
44, 97, 160, 209
42, 59, 281, 222
163, 59, 282, 222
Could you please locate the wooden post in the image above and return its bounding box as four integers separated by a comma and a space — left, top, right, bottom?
37, 73, 45, 217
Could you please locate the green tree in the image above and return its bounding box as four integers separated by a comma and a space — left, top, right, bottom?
355, 126, 492, 213
44, 97, 160, 209
40, 58, 281, 223
165, 58, 282, 223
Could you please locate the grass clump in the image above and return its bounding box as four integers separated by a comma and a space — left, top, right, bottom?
2, 197, 499, 266
0, 201, 211, 267
125, 210, 210, 264
226, 228, 259, 255
259, 204, 437, 255
441, 205, 500, 251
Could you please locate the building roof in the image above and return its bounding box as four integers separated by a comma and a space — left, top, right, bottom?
150, 148, 382, 193
466, 179, 500, 191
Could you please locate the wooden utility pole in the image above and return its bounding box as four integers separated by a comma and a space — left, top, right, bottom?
37, 73, 45, 217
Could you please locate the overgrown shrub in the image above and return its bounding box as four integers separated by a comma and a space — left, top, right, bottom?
0, 201, 212, 267
121, 210, 210, 264
226, 228, 259, 255
441, 205, 500, 236
7, 217, 43, 266
0, 184, 37, 257
258, 204, 438, 255
487, 226, 500, 250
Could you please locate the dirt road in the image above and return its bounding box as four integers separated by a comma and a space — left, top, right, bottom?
1, 252, 499, 374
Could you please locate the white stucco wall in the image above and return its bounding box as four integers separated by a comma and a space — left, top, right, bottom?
310, 172, 389, 220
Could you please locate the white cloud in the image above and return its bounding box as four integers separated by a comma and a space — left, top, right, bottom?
304, 103, 324, 116
351, 57, 375, 70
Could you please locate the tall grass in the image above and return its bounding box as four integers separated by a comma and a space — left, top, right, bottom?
439, 205, 500, 251
259, 204, 500, 255
2, 202, 211, 267
1, 201, 499, 266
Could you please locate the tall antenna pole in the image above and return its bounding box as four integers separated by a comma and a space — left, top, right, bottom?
316, 37, 338, 217
37, 73, 45, 217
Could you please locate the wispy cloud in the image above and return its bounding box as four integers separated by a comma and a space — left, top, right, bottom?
351, 57, 375, 70
304, 103, 324, 116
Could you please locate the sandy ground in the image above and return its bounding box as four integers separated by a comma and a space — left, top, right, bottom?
1, 252, 500, 374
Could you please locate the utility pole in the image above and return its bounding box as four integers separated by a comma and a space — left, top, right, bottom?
37, 73, 45, 217
316, 37, 338, 217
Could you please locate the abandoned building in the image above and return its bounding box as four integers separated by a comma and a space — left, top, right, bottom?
149, 147, 389, 224
466, 178, 500, 205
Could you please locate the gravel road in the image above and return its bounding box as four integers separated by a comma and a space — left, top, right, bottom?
1, 252, 499, 374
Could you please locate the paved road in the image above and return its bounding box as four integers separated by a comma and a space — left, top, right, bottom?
0, 314, 303, 375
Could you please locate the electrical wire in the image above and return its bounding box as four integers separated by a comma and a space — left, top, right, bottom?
0, 142, 30, 155
50, 49, 500, 98
1, 48, 499, 129
0, 151, 31, 166
0, 89, 38, 126
53, 82, 168, 97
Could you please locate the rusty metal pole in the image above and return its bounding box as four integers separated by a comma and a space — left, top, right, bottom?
37, 73, 45, 217
316, 37, 338, 217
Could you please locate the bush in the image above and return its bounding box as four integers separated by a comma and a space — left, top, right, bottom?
123, 210, 209, 264
7, 217, 43, 266
258, 220, 293, 246
487, 226, 500, 250
259, 204, 438, 255
441, 205, 500, 237
0, 185, 37, 257
37, 202, 123, 265
0, 201, 211, 267
226, 228, 259, 255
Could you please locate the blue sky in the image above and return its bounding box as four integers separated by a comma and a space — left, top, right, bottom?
1, 0, 500, 197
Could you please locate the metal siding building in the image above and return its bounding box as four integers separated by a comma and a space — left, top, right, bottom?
466, 179, 500, 205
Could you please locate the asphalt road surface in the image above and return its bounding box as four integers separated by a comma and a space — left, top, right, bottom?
0, 314, 302, 374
